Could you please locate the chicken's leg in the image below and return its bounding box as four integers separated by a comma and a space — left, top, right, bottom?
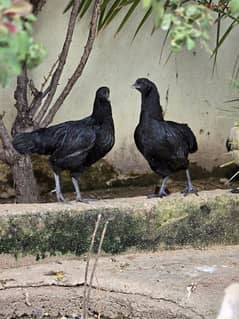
72, 177, 95, 203
148, 176, 169, 198
54, 173, 67, 202
182, 169, 198, 196
72, 177, 86, 203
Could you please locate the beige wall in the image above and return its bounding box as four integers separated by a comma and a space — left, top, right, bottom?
0, 0, 238, 174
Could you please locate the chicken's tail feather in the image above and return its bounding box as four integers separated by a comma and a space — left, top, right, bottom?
184, 125, 198, 154
189, 134, 198, 153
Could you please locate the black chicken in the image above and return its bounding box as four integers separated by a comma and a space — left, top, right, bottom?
225, 125, 239, 193
12, 87, 115, 202
133, 78, 198, 198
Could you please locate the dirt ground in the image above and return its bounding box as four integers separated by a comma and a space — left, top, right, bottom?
42, 177, 239, 202
1, 176, 238, 204
0, 245, 239, 318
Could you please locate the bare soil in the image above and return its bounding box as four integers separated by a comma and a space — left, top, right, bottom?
0, 245, 239, 318
1, 176, 237, 204
42, 177, 238, 202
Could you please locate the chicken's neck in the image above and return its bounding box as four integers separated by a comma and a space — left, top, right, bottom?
140, 89, 164, 122
92, 98, 113, 123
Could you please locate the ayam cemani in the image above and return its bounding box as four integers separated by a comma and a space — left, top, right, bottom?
13, 87, 115, 203
132, 78, 198, 198
12, 80, 198, 202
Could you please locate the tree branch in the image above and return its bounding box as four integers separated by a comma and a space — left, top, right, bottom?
40, 57, 60, 92
29, 58, 59, 120
41, 0, 102, 127
34, 0, 81, 125
0, 147, 6, 162
29, 80, 39, 97
0, 114, 17, 164
31, 0, 47, 15
12, 65, 35, 135
14, 65, 29, 113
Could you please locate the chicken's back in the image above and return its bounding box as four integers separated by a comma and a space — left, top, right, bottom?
12, 118, 92, 156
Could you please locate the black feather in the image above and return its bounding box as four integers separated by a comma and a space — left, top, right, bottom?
133, 78, 198, 178
226, 138, 232, 152
12, 87, 115, 178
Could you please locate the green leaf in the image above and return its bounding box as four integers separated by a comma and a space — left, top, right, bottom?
63, 0, 74, 14
99, 0, 123, 30
142, 0, 151, 9
0, 0, 11, 8
25, 13, 37, 22
79, 0, 93, 19
186, 36, 195, 50
115, 0, 140, 35
152, 1, 164, 28
211, 18, 236, 59
186, 5, 198, 17
159, 26, 171, 63
161, 13, 172, 31
132, 7, 151, 40
231, 0, 239, 15
99, 0, 112, 28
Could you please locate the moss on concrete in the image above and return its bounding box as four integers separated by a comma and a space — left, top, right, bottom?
0, 191, 239, 258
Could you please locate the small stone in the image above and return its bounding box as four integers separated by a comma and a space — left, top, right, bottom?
219, 178, 228, 184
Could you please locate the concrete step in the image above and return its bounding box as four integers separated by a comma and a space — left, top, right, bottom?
0, 189, 239, 258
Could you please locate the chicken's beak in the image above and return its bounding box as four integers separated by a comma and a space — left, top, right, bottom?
131, 82, 139, 89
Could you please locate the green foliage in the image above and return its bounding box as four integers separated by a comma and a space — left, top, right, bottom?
65, 0, 239, 56
230, 0, 239, 14
0, 0, 46, 87
141, 1, 213, 51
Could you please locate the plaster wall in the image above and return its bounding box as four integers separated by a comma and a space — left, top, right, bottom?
0, 0, 238, 175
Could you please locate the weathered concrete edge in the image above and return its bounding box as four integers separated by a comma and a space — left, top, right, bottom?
0, 190, 239, 258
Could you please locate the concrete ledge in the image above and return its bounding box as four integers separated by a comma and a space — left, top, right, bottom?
0, 189, 239, 258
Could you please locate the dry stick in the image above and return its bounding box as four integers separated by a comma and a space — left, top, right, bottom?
83, 214, 102, 319
84, 220, 109, 319
31, 0, 47, 15
34, 0, 81, 125
40, 58, 60, 92
28, 80, 39, 97
41, 0, 102, 127
29, 58, 59, 117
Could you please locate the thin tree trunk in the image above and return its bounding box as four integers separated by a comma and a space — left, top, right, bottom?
10, 63, 39, 203
0, 0, 101, 203
11, 155, 39, 203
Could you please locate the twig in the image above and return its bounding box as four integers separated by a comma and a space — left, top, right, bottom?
84, 220, 109, 319
31, 0, 47, 15
24, 289, 32, 306
34, 0, 81, 126
41, 58, 60, 92
29, 58, 60, 120
41, 0, 102, 127
28, 80, 39, 97
83, 214, 102, 319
